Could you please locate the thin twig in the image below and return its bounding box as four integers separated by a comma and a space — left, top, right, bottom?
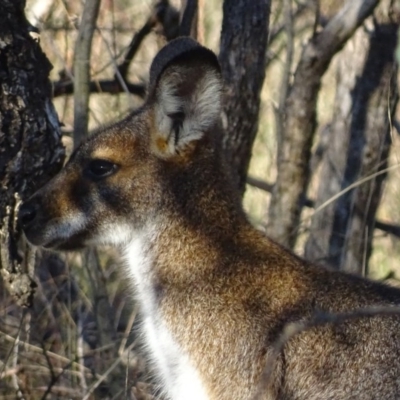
41, 351, 75, 400
179, 0, 198, 37
116, 0, 180, 80
266, 18, 313, 69
246, 176, 314, 208
313, 163, 400, 215
77, 311, 88, 392
268, 0, 309, 46
246, 174, 400, 239
41, 345, 57, 396
54, 79, 146, 98
117, 19, 156, 80
82, 358, 122, 400
17, 363, 91, 379
12, 328, 25, 399
275, 0, 294, 154
393, 119, 400, 134
118, 306, 138, 356
96, 28, 131, 98
312, 0, 320, 35
375, 220, 400, 237
0, 330, 93, 374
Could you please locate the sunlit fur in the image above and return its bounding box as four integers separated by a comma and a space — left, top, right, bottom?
19, 38, 400, 400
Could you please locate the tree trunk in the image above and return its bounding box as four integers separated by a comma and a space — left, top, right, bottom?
0, 0, 64, 306
218, 0, 270, 194
305, 0, 399, 274
266, 0, 380, 249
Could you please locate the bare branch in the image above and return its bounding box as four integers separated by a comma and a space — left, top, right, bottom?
267, 0, 380, 248
268, 0, 310, 47
393, 119, 400, 134
274, 0, 294, 153
305, 10, 398, 272
53, 79, 145, 98
179, 0, 198, 37
247, 176, 315, 208
40, 347, 75, 400
117, 24, 154, 80
374, 220, 400, 239
246, 176, 274, 194
116, 11, 158, 80
247, 176, 400, 239
116, 0, 181, 82
0, 329, 95, 375
266, 3, 317, 70
73, 0, 101, 148
82, 358, 122, 400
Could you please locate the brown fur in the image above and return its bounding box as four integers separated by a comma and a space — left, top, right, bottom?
19, 38, 400, 399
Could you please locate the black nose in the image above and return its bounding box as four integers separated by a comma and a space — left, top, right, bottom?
19, 202, 38, 228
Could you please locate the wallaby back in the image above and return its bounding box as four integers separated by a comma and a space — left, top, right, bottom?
19, 37, 400, 400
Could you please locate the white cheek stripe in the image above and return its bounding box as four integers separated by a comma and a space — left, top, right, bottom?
45, 216, 210, 399
94, 223, 134, 247
45, 217, 137, 248
43, 213, 86, 243
123, 229, 209, 400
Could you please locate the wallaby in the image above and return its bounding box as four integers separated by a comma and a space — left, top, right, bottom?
19, 37, 400, 400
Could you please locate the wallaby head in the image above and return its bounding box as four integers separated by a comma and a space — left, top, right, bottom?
19, 37, 239, 252
18, 38, 400, 400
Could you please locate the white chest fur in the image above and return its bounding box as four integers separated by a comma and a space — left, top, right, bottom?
125, 236, 209, 400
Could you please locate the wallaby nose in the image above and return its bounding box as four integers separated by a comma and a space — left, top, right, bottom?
18, 201, 39, 229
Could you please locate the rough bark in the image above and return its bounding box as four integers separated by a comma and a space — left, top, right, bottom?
0, 0, 65, 306
267, 0, 380, 249
219, 0, 270, 194
305, 1, 399, 274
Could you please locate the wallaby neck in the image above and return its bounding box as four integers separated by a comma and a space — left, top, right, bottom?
125, 170, 248, 284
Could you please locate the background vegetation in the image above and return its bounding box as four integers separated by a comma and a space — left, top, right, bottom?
0, 0, 399, 398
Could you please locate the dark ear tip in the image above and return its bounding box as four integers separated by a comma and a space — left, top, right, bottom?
149, 37, 220, 92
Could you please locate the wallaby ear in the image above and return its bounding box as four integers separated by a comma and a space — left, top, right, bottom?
147, 37, 222, 159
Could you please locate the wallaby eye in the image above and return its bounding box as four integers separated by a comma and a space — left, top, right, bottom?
85, 159, 118, 180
